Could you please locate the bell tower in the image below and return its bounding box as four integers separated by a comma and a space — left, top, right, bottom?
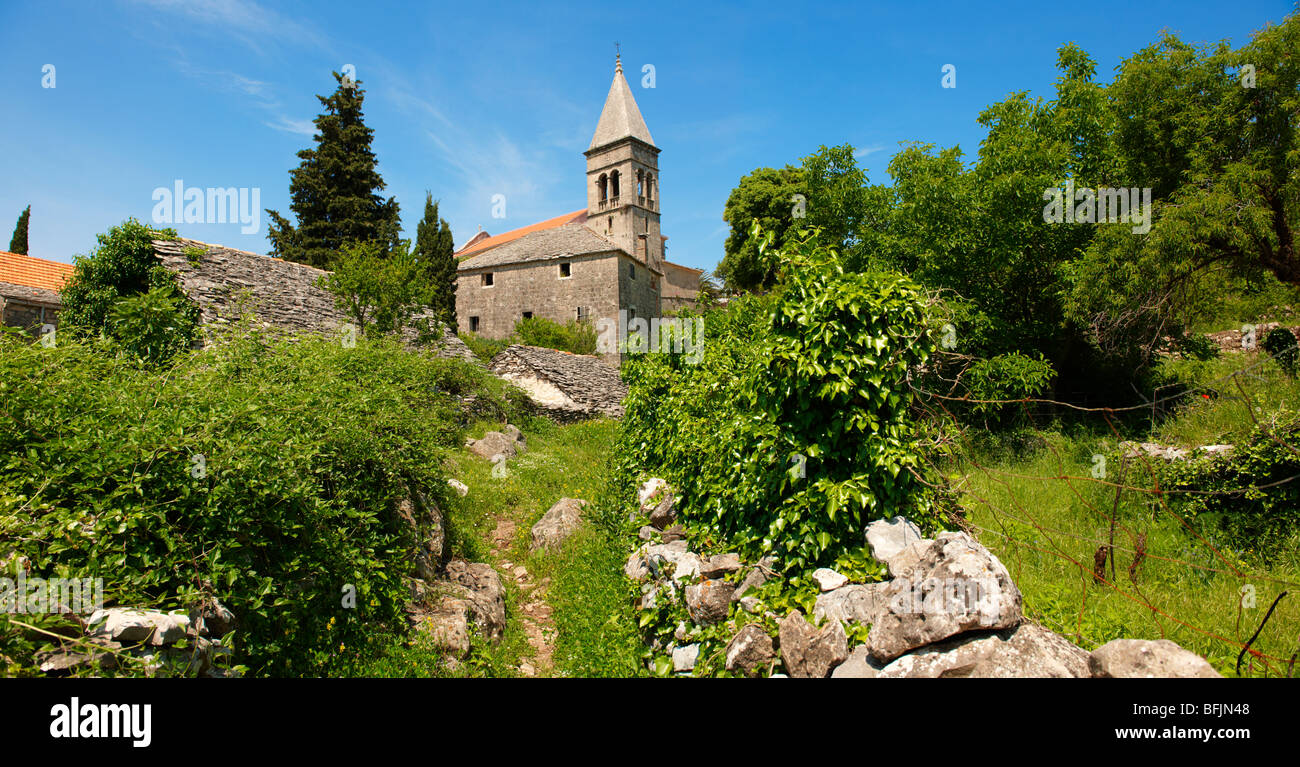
585, 55, 661, 271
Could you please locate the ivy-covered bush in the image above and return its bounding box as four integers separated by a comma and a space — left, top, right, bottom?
1159, 414, 1300, 561
618, 233, 942, 572
58, 218, 201, 363
0, 327, 522, 676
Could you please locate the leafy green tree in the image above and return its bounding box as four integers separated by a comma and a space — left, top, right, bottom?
318, 240, 431, 337
266, 72, 401, 269
8, 205, 29, 255
59, 219, 200, 362
414, 193, 457, 332
718, 165, 805, 292
1065, 15, 1299, 366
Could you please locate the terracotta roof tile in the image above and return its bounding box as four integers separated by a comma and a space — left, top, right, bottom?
0, 250, 74, 292
455, 210, 588, 259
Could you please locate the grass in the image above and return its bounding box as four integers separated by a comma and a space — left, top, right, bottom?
957, 349, 1300, 677
349, 416, 643, 677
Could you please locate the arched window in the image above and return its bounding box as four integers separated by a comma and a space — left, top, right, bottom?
636, 169, 644, 198
597, 173, 608, 202
646, 174, 654, 202
610, 170, 620, 199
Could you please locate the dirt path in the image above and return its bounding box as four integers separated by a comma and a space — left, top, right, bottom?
487, 517, 556, 677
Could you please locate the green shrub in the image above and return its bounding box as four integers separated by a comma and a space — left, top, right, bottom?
0, 327, 522, 676
961, 351, 1057, 425
317, 239, 433, 338
618, 232, 942, 572
459, 331, 512, 363
1160, 414, 1300, 562
57, 218, 200, 364
514, 316, 597, 355
1261, 328, 1298, 376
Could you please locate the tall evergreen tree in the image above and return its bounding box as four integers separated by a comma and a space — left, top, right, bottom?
414, 193, 458, 331
266, 72, 401, 268
8, 205, 30, 255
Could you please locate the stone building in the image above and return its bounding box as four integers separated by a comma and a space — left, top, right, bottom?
0, 250, 74, 333
454, 56, 700, 338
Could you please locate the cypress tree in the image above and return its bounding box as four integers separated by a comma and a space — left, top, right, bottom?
414, 193, 458, 332
266, 72, 401, 268
9, 205, 30, 255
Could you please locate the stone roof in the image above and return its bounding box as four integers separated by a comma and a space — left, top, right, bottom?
455, 210, 588, 259
456, 224, 621, 271
489, 344, 627, 419
0, 250, 74, 292
153, 237, 477, 363
0, 280, 61, 306
588, 58, 655, 151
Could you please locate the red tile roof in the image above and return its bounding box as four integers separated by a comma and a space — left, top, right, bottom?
455, 209, 588, 259
0, 250, 74, 292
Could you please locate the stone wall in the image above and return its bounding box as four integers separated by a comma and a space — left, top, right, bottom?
489, 344, 628, 420
457, 253, 622, 339
153, 238, 476, 362
0, 282, 61, 334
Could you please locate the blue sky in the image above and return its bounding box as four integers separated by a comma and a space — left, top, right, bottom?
1, 0, 1292, 271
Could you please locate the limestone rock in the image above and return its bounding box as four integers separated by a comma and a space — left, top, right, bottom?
672, 643, 700, 673
868, 532, 1021, 662
1089, 639, 1222, 678
731, 557, 777, 602
648, 494, 677, 530
778, 610, 848, 678
447, 479, 469, 497
417, 597, 473, 658
865, 516, 925, 575
873, 623, 1089, 678
725, 624, 775, 677
442, 560, 507, 640
685, 579, 735, 624
395, 490, 448, 582
831, 645, 882, 678
638, 478, 670, 510
700, 553, 742, 578
466, 431, 522, 461
814, 583, 888, 627
812, 568, 848, 592
87, 608, 190, 647
530, 497, 587, 551
193, 598, 236, 638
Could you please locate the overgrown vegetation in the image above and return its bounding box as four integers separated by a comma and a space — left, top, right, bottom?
58, 218, 201, 365
619, 232, 944, 573
459, 316, 599, 363
0, 324, 523, 677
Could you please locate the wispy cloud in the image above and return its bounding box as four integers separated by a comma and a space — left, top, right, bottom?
854, 144, 886, 159
126, 0, 328, 54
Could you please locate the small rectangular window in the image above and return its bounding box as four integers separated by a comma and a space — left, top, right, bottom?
522, 311, 533, 320
469, 316, 480, 332
628, 263, 635, 279
560, 262, 571, 278
577, 306, 589, 321
482, 272, 494, 287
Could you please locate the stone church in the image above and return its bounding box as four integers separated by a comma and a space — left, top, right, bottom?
453, 56, 701, 338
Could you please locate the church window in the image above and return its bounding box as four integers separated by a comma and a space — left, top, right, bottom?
597, 174, 608, 202
628, 263, 635, 279
482, 272, 494, 287
610, 170, 620, 199
469, 316, 480, 332
646, 174, 654, 201
559, 262, 571, 278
